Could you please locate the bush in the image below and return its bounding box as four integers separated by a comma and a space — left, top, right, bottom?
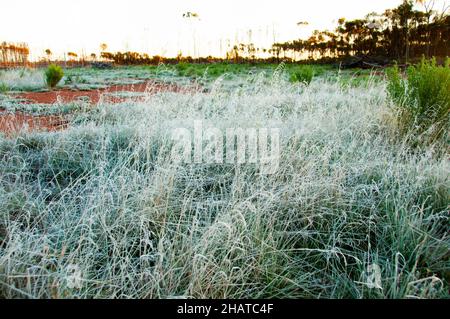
289, 65, 314, 84
45, 64, 64, 88
0, 83, 8, 93
175, 62, 189, 73
387, 58, 450, 145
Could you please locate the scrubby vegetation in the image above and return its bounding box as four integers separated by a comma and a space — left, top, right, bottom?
0, 68, 448, 299
387, 58, 450, 146
289, 65, 315, 84
45, 64, 64, 89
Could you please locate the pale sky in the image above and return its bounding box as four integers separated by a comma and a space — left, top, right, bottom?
0, 0, 433, 59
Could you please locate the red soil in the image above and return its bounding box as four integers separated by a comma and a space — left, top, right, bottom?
17, 80, 196, 104
0, 112, 68, 136
0, 80, 200, 135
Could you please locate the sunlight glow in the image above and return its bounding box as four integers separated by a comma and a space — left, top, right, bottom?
1, 0, 437, 59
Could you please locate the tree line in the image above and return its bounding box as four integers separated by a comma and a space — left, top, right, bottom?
0, 42, 30, 67
96, 1, 448, 65
6, 0, 447, 67
271, 0, 449, 63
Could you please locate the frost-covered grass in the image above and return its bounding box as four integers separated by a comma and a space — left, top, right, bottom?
0, 72, 448, 299
0, 68, 47, 91
103, 91, 148, 99
0, 101, 90, 116
0, 92, 91, 116
0, 64, 375, 93
63, 63, 337, 89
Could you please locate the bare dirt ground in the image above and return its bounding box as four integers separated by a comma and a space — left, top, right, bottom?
0, 80, 199, 135
0, 112, 68, 135
17, 80, 197, 104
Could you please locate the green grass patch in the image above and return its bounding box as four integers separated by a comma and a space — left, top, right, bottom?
387, 58, 450, 146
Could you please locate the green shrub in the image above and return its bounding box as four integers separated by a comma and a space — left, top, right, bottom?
175, 62, 189, 72
387, 58, 450, 145
0, 83, 8, 93
289, 65, 314, 84
44, 64, 64, 88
